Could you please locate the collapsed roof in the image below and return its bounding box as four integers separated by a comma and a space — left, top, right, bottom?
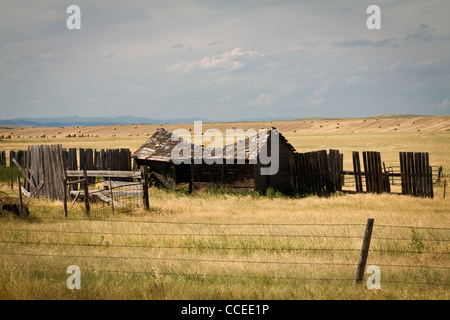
132, 127, 295, 162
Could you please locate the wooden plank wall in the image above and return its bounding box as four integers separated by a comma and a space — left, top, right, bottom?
362, 151, 390, 194
63, 148, 78, 190
9, 150, 28, 168
96, 148, 132, 171
291, 149, 342, 194
59, 148, 132, 172
25, 145, 66, 201
399, 152, 434, 198
191, 163, 256, 191
8, 147, 133, 200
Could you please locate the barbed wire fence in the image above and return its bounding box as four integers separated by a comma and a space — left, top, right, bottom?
0, 216, 449, 290
1, 164, 449, 292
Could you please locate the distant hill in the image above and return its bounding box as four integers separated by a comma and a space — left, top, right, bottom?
1, 115, 449, 138
0, 114, 433, 128
0, 116, 212, 128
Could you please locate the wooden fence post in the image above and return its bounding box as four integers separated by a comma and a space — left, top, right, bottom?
437, 166, 442, 182
17, 176, 23, 216
10, 171, 14, 190
109, 178, 114, 214
354, 218, 375, 285
352, 151, 363, 193
63, 175, 68, 218
141, 165, 149, 210
82, 170, 90, 215
444, 180, 447, 200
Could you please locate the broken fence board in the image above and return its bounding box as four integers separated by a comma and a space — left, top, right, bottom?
66, 170, 141, 178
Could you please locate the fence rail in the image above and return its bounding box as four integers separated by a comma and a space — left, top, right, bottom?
63, 167, 149, 217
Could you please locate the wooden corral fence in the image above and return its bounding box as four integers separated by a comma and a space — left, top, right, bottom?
11, 145, 66, 201
349, 151, 390, 194
64, 166, 149, 217
345, 151, 435, 198
0, 151, 6, 166
399, 152, 434, 198
7, 146, 136, 203
9, 150, 28, 168
68, 148, 132, 172
4, 145, 440, 201
385, 165, 442, 185
61, 148, 132, 186
290, 149, 343, 194
9, 148, 132, 172
291, 149, 436, 198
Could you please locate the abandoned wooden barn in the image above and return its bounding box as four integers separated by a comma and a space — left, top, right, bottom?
132, 128, 200, 188
191, 128, 297, 193
132, 127, 298, 193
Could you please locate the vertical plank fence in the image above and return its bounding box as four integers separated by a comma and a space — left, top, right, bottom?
352, 151, 363, 193
0, 151, 6, 166
11, 145, 66, 201
9, 150, 27, 168
362, 151, 389, 194
291, 149, 342, 194
399, 152, 433, 198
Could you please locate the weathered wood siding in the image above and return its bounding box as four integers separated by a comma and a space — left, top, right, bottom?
191, 162, 256, 191
254, 137, 295, 194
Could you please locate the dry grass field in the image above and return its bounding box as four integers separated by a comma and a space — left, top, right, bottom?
0, 115, 449, 300
1, 115, 450, 170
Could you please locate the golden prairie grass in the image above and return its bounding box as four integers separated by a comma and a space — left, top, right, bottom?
0, 185, 448, 300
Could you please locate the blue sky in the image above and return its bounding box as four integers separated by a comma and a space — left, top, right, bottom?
1, 0, 449, 121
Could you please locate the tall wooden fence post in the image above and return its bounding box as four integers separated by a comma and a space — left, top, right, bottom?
109, 178, 114, 214
354, 218, 375, 286
83, 170, 90, 215
141, 165, 149, 210
63, 175, 68, 218
444, 180, 447, 200
17, 176, 23, 216
352, 151, 363, 193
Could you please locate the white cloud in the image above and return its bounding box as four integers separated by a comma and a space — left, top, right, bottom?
167, 48, 264, 74
166, 62, 183, 73
426, 98, 449, 110
439, 98, 449, 110
302, 78, 334, 108
247, 93, 274, 106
